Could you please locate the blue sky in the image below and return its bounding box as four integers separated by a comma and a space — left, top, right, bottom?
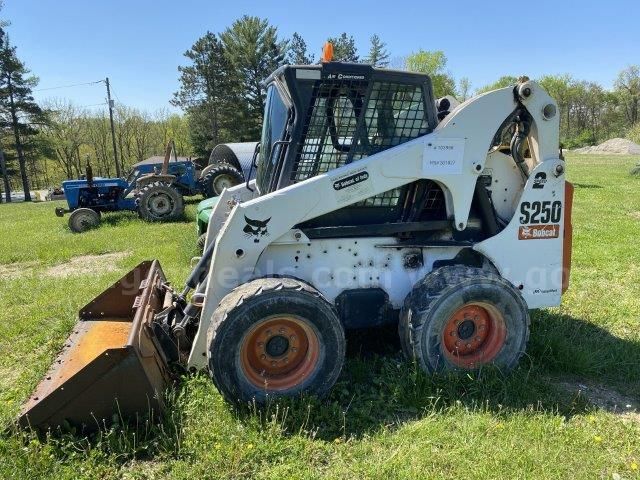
4, 0, 639, 113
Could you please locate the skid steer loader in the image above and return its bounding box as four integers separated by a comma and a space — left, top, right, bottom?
19, 48, 574, 431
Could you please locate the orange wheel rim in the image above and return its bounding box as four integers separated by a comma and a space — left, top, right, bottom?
240, 315, 320, 390
442, 303, 506, 368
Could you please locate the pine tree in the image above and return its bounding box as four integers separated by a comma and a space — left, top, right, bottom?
221, 16, 288, 140
0, 33, 43, 201
172, 32, 241, 156
364, 34, 389, 67
287, 32, 313, 65
327, 33, 359, 62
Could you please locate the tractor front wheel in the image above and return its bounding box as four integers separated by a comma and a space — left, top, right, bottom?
200, 164, 244, 198
399, 265, 529, 373
207, 277, 345, 405
68, 208, 100, 233
136, 182, 184, 222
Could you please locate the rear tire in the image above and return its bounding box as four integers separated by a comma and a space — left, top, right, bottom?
399, 265, 529, 373
207, 277, 345, 405
196, 233, 207, 252
136, 182, 184, 222
200, 164, 244, 198
68, 208, 100, 233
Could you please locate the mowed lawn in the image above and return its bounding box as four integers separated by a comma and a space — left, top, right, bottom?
0, 154, 639, 479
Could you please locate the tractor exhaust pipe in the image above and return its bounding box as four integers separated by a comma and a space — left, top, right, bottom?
19, 261, 175, 432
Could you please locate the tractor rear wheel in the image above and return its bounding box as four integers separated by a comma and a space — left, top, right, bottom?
196, 233, 207, 252
399, 265, 529, 373
200, 164, 244, 198
207, 277, 345, 405
136, 182, 184, 222
68, 208, 100, 233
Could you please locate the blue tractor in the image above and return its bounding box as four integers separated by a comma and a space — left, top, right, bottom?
55, 141, 244, 233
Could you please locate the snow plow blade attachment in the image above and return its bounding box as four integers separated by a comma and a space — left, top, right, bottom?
19, 260, 173, 432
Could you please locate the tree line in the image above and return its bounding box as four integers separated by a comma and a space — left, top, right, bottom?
1, 12, 639, 201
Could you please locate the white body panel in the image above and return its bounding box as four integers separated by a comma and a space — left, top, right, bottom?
255, 238, 464, 309
188, 82, 566, 368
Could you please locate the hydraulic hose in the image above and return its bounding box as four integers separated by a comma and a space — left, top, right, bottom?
510, 109, 532, 179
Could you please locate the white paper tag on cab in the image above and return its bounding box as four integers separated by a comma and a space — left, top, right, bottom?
423, 138, 466, 174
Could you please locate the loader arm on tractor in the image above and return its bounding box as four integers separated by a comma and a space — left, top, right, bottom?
188, 80, 563, 368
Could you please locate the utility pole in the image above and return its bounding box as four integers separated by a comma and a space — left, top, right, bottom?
105, 77, 121, 177
0, 148, 10, 203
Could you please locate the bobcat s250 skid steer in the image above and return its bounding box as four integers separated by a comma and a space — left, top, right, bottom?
19, 48, 573, 431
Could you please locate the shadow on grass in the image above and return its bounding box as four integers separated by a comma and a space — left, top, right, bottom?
239, 310, 640, 440
93, 211, 193, 229
573, 183, 603, 189
10, 311, 640, 455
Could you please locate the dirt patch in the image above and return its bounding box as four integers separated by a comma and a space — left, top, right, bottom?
629, 212, 640, 220
556, 378, 639, 420
45, 252, 131, 278
0, 261, 39, 280
0, 252, 130, 280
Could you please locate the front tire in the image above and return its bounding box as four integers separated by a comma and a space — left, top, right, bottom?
136, 182, 184, 222
68, 208, 100, 233
399, 265, 529, 373
207, 277, 345, 405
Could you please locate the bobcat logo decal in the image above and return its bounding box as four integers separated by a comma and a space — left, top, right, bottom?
243, 215, 271, 243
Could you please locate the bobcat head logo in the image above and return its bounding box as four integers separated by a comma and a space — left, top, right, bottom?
520, 225, 532, 239
243, 215, 271, 243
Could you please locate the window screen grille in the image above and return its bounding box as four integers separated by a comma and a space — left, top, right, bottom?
291, 77, 430, 207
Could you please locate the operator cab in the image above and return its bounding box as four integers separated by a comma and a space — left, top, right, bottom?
257, 61, 444, 231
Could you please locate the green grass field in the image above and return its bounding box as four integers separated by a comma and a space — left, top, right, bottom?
1, 154, 639, 479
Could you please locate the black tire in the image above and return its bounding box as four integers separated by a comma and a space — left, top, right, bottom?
207, 277, 345, 405
136, 182, 184, 222
68, 208, 100, 233
399, 265, 529, 373
200, 164, 244, 198
196, 233, 207, 252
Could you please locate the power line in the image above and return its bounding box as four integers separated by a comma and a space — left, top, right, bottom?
80, 102, 108, 108
33, 80, 103, 92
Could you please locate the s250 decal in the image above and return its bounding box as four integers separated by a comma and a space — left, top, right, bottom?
519, 200, 562, 225
518, 200, 562, 240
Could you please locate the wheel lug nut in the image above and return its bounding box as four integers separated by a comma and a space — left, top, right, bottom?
266, 330, 271, 336
271, 361, 276, 366
258, 342, 264, 347
260, 354, 266, 360
292, 347, 297, 352
450, 331, 456, 337
475, 336, 481, 341
284, 357, 289, 363
466, 344, 471, 348
290, 335, 296, 341
455, 341, 460, 347
279, 328, 285, 333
